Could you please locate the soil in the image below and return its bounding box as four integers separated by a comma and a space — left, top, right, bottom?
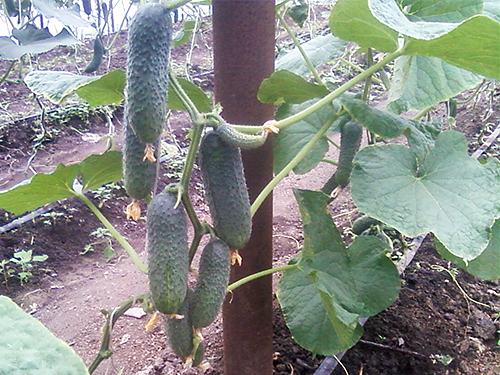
1, 5, 500, 375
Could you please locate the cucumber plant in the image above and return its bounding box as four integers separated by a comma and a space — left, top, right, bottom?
0, 0, 499, 374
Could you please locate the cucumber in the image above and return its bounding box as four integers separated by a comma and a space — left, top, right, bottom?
165, 291, 194, 361
147, 190, 188, 315
165, 291, 206, 366
84, 35, 105, 73
191, 238, 231, 329
216, 123, 267, 149
199, 131, 252, 249
122, 125, 157, 201
82, 0, 91, 15
335, 120, 363, 187
125, 3, 172, 144
352, 215, 381, 235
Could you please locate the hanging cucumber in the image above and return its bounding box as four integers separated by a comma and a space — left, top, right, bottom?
199, 131, 252, 250
191, 238, 231, 329
125, 3, 172, 145
84, 35, 105, 73
334, 120, 363, 187
352, 215, 381, 235
147, 190, 188, 315
122, 125, 157, 204
165, 291, 207, 367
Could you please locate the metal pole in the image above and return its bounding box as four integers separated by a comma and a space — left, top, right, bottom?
212, 1, 275, 374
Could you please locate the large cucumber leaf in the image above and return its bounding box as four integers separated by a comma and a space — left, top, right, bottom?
403, 15, 500, 80
76, 69, 126, 106
0, 296, 89, 375
435, 219, 500, 281
273, 99, 343, 175
32, 0, 91, 28
400, 0, 484, 23
258, 70, 330, 105
329, 0, 399, 52
278, 189, 400, 355
0, 29, 79, 60
275, 34, 348, 76
25, 70, 99, 104
368, 0, 459, 40
0, 151, 122, 215
350, 131, 500, 261
387, 55, 482, 113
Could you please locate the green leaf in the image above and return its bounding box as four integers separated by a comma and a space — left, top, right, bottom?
32, 0, 91, 27
0, 163, 80, 215
275, 34, 348, 76
435, 219, 500, 281
401, 0, 484, 23
483, 0, 500, 22
258, 70, 330, 104
168, 77, 212, 112
329, 0, 399, 52
404, 15, 500, 80
369, 0, 460, 40
0, 296, 89, 375
287, 0, 309, 27
293, 189, 345, 257
0, 29, 79, 60
277, 189, 400, 355
387, 55, 482, 113
274, 99, 341, 175
351, 131, 500, 261
0, 151, 123, 215
173, 20, 196, 48
80, 151, 122, 190
76, 69, 126, 107
24, 70, 97, 104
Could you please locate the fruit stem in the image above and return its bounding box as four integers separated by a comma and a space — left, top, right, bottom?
227, 264, 298, 292
77, 192, 148, 274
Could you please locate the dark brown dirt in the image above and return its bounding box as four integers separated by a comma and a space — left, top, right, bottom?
1, 5, 499, 375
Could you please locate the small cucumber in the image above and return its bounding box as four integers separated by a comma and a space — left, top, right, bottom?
84, 35, 105, 73
199, 131, 252, 249
216, 123, 267, 149
352, 215, 381, 235
125, 3, 172, 143
165, 291, 206, 366
147, 190, 188, 315
165, 291, 194, 361
335, 120, 363, 187
191, 238, 231, 329
122, 125, 157, 201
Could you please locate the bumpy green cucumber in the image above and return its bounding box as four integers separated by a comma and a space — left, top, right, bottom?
125, 3, 172, 144
84, 35, 105, 73
165, 291, 206, 366
352, 215, 381, 235
122, 125, 157, 201
191, 238, 231, 329
165, 291, 194, 360
216, 123, 267, 149
147, 190, 188, 315
335, 120, 363, 187
199, 131, 252, 249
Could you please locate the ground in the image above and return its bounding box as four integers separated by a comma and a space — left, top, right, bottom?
0, 6, 499, 375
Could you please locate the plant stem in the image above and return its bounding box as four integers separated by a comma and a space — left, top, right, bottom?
0, 61, 16, 86
88, 294, 149, 374
340, 57, 383, 85
77, 193, 148, 274
227, 264, 298, 292
276, 49, 403, 130
413, 105, 434, 120
168, 72, 203, 124
251, 113, 340, 216
277, 10, 324, 86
